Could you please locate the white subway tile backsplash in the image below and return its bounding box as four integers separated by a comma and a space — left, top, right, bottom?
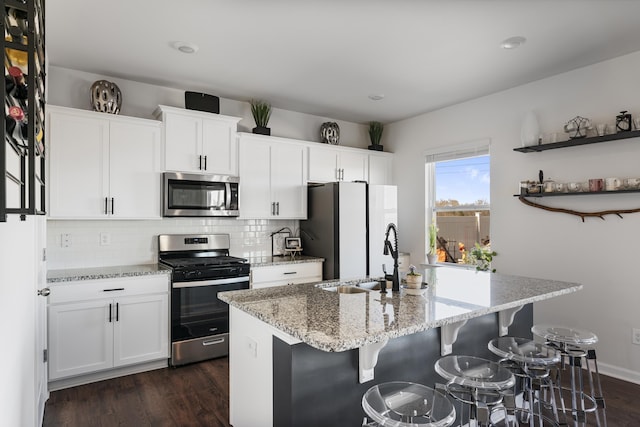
46, 218, 299, 269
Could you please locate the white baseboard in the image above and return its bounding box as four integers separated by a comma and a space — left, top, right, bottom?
596, 361, 640, 385
48, 359, 168, 391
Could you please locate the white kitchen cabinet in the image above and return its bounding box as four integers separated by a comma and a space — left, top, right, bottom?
308, 145, 368, 183
238, 133, 307, 219
47, 105, 161, 219
48, 275, 169, 382
154, 105, 241, 175
368, 152, 394, 185
251, 261, 322, 289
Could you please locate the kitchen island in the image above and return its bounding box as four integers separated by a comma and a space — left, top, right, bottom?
219, 266, 581, 427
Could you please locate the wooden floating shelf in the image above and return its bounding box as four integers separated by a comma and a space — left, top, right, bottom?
514, 130, 640, 153
514, 189, 640, 198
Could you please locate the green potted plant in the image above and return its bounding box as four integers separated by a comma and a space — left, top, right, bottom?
368, 121, 384, 151
250, 99, 272, 135
427, 220, 438, 264
469, 243, 497, 272
405, 265, 422, 289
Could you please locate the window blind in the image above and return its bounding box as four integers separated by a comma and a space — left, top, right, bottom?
423, 138, 490, 163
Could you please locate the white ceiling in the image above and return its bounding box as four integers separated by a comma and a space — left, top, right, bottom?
47, 0, 640, 124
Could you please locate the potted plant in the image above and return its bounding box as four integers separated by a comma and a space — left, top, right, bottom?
427, 220, 438, 264
368, 121, 384, 151
405, 265, 422, 289
469, 243, 497, 272
250, 99, 272, 135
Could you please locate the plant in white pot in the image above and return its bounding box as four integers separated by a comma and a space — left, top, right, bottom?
405, 265, 423, 289
427, 220, 438, 264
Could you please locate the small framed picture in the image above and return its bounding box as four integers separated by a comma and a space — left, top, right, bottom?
285, 237, 302, 250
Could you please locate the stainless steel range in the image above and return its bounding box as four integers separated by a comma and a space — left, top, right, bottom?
158, 234, 250, 366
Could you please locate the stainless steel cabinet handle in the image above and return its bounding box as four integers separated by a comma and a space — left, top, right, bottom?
271, 202, 275, 215
116, 302, 119, 322
111, 198, 114, 215
108, 303, 112, 323
202, 338, 225, 346
104, 197, 108, 214
204, 155, 207, 170
199, 155, 203, 170
37, 287, 50, 297
341, 169, 345, 180
276, 202, 280, 215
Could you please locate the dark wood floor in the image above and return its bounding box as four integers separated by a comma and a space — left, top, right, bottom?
44, 357, 640, 426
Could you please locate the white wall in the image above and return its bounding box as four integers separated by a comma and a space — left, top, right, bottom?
48, 66, 369, 148
387, 50, 640, 382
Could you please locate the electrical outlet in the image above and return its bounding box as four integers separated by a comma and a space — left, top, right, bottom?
61, 233, 71, 248
100, 232, 111, 246
633, 328, 640, 345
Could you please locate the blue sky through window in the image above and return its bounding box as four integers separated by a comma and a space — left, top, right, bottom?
435, 155, 490, 205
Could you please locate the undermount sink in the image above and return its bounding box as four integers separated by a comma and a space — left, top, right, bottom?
322, 285, 368, 294
356, 281, 381, 291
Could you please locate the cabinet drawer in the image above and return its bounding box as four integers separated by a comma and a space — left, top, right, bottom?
251, 262, 322, 287
49, 275, 170, 304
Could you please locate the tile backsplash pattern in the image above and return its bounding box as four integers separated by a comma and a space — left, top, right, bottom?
47, 219, 299, 270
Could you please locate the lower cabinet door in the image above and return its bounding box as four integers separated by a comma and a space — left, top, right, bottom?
113, 294, 169, 367
48, 300, 114, 380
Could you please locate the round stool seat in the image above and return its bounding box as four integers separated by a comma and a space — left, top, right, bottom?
434, 355, 515, 391
488, 337, 561, 366
362, 381, 456, 427
531, 324, 598, 347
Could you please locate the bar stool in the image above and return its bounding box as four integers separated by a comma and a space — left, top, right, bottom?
434, 355, 516, 426
362, 381, 456, 426
531, 324, 607, 427
488, 336, 562, 426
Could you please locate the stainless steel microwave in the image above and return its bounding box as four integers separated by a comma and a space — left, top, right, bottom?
163, 172, 239, 217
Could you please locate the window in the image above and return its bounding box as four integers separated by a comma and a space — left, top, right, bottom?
425, 140, 490, 264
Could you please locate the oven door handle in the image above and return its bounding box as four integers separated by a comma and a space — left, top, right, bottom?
172, 275, 250, 288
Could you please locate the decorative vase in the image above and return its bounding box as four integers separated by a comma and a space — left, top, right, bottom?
520, 110, 540, 147
405, 274, 423, 289
90, 80, 122, 114
320, 122, 340, 145
252, 126, 271, 136
367, 144, 383, 151
427, 253, 438, 265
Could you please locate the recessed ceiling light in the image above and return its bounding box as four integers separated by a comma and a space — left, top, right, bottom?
172, 41, 199, 54
368, 94, 385, 101
500, 36, 526, 50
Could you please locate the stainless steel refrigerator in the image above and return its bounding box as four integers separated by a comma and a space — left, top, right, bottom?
300, 181, 398, 280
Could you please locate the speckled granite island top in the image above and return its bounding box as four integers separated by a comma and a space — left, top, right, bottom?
219, 266, 581, 352
47, 264, 171, 283
247, 255, 324, 267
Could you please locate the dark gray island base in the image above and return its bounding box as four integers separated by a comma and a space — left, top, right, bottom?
273, 305, 532, 427
220, 266, 581, 427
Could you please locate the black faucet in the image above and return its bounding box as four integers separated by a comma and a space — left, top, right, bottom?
383, 223, 400, 292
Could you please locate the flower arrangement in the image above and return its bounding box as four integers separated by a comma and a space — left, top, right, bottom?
469, 243, 497, 272
407, 265, 420, 276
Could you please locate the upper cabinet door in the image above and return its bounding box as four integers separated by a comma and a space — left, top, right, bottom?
109, 120, 161, 219
48, 108, 110, 218
339, 150, 368, 182
163, 113, 201, 173
308, 145, 339, 183
201, 117, 238, 176
368, 153, 393, 185
238, 137, 272, 219
271, 143, 307, 219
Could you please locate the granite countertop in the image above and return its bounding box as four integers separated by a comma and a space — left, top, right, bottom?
47, 264, 172, 283
219, 266, 582, 353
247, 255, 324, 268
